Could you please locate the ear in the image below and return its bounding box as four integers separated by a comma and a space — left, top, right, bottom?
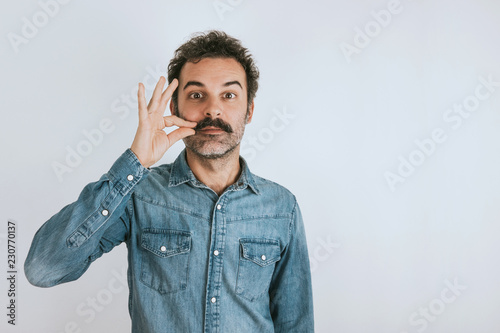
246, 100, 255, 124
170, 100, 175, 116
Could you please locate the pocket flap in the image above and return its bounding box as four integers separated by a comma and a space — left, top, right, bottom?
240, 238, 281, 267
141, 228, 191, 258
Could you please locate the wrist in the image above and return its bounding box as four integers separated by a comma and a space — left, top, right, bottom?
129, 147, 151, 169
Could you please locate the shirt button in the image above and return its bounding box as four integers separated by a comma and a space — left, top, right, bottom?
217, 204, 222, 210
213, 250, 219, 256
160, 246, 167, 252
102, 209, 109, 216
127, 174, 134, 181
211, 297, 216, 303
261, 255, 266, 260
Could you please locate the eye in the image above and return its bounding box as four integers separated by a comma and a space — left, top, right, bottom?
224, 92, 236, 99
189, 92, 203, 99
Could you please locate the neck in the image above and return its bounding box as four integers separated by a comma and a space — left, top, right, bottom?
185, 147, 242, 196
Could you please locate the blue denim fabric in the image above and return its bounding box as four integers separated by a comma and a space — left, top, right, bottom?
25, 149, 314, 332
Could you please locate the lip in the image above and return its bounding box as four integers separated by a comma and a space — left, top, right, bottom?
197, 127, 225, 134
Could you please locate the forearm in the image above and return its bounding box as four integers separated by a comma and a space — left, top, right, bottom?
24, 149, 149, 287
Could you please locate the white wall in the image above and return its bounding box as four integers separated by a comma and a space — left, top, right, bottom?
2, 0, 500, 332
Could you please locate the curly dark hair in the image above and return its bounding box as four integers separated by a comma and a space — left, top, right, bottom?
167, 30, 259, 108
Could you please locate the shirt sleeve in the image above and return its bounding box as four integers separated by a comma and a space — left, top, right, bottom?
269, 198, 315, 332
24, 149, 149, 288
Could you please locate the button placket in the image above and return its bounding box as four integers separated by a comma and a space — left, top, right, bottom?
204, 198, 225, 328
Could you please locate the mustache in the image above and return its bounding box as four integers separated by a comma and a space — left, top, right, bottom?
194, 118, 233, 133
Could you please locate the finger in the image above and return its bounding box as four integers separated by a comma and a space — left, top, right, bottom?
167, 127, 196, 146
163, 115, 197, 128
148, 76, 166, 112
159, 78, 179, 109
137, 83, 148, 120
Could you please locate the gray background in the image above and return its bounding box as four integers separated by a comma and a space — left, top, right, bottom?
2, 0, 500, 332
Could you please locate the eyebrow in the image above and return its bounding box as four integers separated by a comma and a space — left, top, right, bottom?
183, 80, 243, 90
183, 81, 204, 90
223, 81, 243, 89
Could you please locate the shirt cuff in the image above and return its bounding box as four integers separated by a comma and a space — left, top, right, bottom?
107, 148, 150, 195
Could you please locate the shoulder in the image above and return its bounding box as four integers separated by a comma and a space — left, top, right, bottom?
149, 162, 174, 178
251, 172, 298, 208
135, 162, 175, 192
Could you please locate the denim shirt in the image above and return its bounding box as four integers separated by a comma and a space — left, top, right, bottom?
25, 149, 314, 332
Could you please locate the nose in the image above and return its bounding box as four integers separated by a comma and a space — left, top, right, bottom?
204, 98, 221, 118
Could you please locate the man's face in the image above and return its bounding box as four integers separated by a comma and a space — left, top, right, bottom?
171, 57, 254, 159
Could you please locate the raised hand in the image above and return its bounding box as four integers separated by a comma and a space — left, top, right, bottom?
130, 76, 196, 168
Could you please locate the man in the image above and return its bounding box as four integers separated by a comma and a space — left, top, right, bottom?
25, 30, 314, 332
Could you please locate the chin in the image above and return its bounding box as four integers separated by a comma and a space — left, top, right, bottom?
187, 143, 239, 160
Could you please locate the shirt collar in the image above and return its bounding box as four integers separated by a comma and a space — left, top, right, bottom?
168, 149, 260, 195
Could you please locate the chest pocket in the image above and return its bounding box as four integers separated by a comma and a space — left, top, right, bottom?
236, 238, 281, 301
140, 228, 191, 294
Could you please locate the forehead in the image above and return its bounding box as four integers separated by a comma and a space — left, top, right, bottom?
179, 57, 247, 88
